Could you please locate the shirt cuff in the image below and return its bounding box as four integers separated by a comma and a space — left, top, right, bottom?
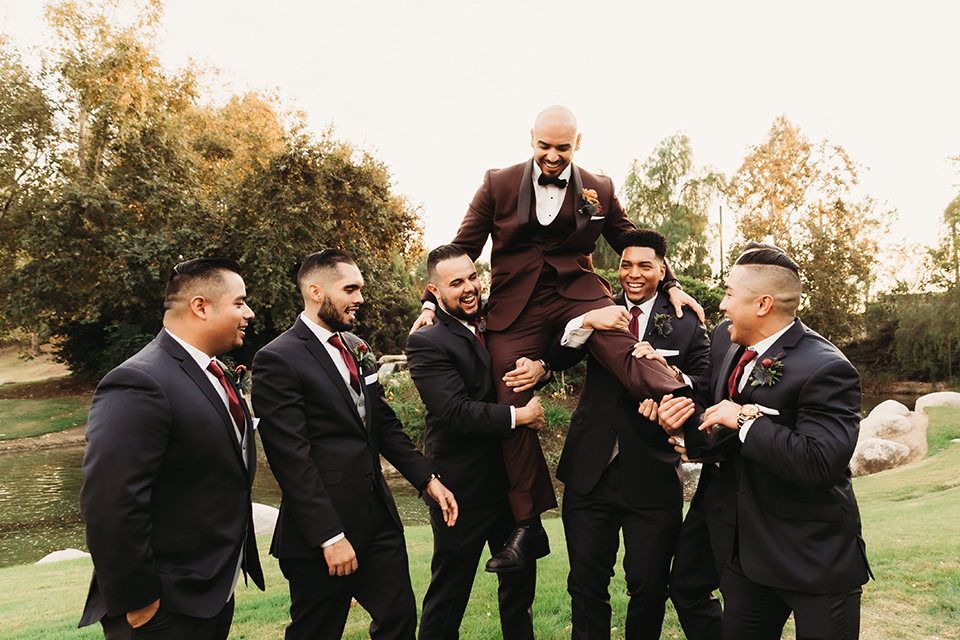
422, 301, 436, 312
321, 533, 345, 547
509, 405, 516, 430
561, 314, 593, 348
739, 419, 756, 442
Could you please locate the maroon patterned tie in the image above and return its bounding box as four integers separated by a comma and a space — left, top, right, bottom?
628, 306, 643, 339
727, 348, 757, 400
207, 361, 245, 438
328, 334, 361, 394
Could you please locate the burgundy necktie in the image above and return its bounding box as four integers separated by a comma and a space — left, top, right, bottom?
727, 348, 757, 400
328, 334, 361, 394
469, 320, 485, 347
628, 306, 643, 339
207, 360, 245, 438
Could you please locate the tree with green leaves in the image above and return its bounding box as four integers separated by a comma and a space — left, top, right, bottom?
598, 134, 724, 279
0, 0, 424, 377
727, 116, 892, 343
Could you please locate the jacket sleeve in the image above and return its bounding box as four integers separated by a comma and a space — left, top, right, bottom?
80, 366, 168, 616
251, 348, 345, 546
739, 356, 861, 490
406, 329, 513, 438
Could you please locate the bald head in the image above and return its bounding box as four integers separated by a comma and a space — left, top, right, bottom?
533, 105, 578, 134
531, 105, 581, 178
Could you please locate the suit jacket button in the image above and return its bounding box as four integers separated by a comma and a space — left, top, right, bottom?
365, 471, 372, 478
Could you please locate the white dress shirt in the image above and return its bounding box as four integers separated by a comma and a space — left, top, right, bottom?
532, 163, 573, 226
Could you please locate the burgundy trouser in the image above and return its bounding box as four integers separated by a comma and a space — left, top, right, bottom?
485, 284, 687, 520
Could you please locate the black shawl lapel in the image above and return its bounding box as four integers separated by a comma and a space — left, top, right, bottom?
517, 159, 534, 226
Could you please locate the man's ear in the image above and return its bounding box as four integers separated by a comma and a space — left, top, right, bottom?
756, 294, 775, 317
188, 295, 208, 320
574, 133, 581, 152
426, 282, 439, 298
529, 129, 536, 149
307, 282, 324, 304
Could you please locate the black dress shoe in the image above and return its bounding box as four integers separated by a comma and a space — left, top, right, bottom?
485, 523, 550, 573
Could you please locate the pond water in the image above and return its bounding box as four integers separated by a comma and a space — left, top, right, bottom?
0, 392, 921, 568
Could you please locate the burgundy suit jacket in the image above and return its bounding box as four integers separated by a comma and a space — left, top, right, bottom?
449, 159, 636, 332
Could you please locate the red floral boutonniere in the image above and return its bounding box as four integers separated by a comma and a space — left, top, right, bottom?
351, 342, 377, 370
579, 188, 602, 217
750, 354, 784, 388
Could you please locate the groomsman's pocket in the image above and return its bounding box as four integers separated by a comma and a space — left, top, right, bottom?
364, 373, 379, 386
590, 215, 605, 221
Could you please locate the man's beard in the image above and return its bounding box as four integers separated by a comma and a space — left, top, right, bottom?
318, 296, 354, 333
439, 291, 479, 322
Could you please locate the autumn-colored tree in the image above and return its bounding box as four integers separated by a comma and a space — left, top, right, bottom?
727, 116, 891, 342
605, 134, 724, 279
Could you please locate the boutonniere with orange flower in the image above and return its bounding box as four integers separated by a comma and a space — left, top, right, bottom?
579, 188, 602, 217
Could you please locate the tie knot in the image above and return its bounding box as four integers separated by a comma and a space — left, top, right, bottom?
207, 360, 225, 378
738, 348, 757, 367
630, 306, 643, 318
328, 334, 345, 349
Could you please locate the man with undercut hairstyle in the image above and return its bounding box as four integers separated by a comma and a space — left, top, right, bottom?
408, 243, 548, 640
252, 249, 457, 640
656, 242, 871, 640
412, 106, 702, 571
80, 258, 264, 640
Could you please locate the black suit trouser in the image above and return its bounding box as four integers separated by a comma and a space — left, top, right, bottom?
100, 597, 235, 640
720, 560, 861, 640
279, 495, 417, 640
668, 466, 729, 640
419, 501, 536, 640
562, 458, 682, 640
486, 283, 688, 521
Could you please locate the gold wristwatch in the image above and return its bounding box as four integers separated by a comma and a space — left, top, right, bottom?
737, 404, 763, 428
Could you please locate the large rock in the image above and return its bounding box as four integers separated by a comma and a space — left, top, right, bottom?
859, 413, 912, 440
868, 399, 910, 417
252, 503, 279, 537
851, 438, 911, 476
915, 391, 960, 414
36, 548, 91, 565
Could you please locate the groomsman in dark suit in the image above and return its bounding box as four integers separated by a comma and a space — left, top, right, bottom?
544, 229, 709, 640
407, 243, 549, 640
79, 258, 264, 640
412, 106, 701, 570
656, 243, 871, 640
252, 249, 458, 640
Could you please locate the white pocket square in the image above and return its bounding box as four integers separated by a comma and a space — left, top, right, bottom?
364, 372, 379, 385
755, 404, 780, 416
656, 348, 680, 357
252, 417, 260, 431
590, 215, 605, 221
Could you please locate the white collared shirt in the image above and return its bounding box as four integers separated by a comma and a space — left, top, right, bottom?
532, 163, 572, 226
561, 293, 658, 349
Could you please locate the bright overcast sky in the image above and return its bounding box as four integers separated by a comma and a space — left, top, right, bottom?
2, 0, 958, 260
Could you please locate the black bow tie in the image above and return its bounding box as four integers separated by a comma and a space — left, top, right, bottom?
538, 173, 568, 188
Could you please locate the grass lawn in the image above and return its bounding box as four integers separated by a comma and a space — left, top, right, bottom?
1, 407, 958, 639
0, 398, 89, 440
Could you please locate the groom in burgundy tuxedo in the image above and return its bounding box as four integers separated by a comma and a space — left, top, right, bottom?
413, 106, 701, 571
